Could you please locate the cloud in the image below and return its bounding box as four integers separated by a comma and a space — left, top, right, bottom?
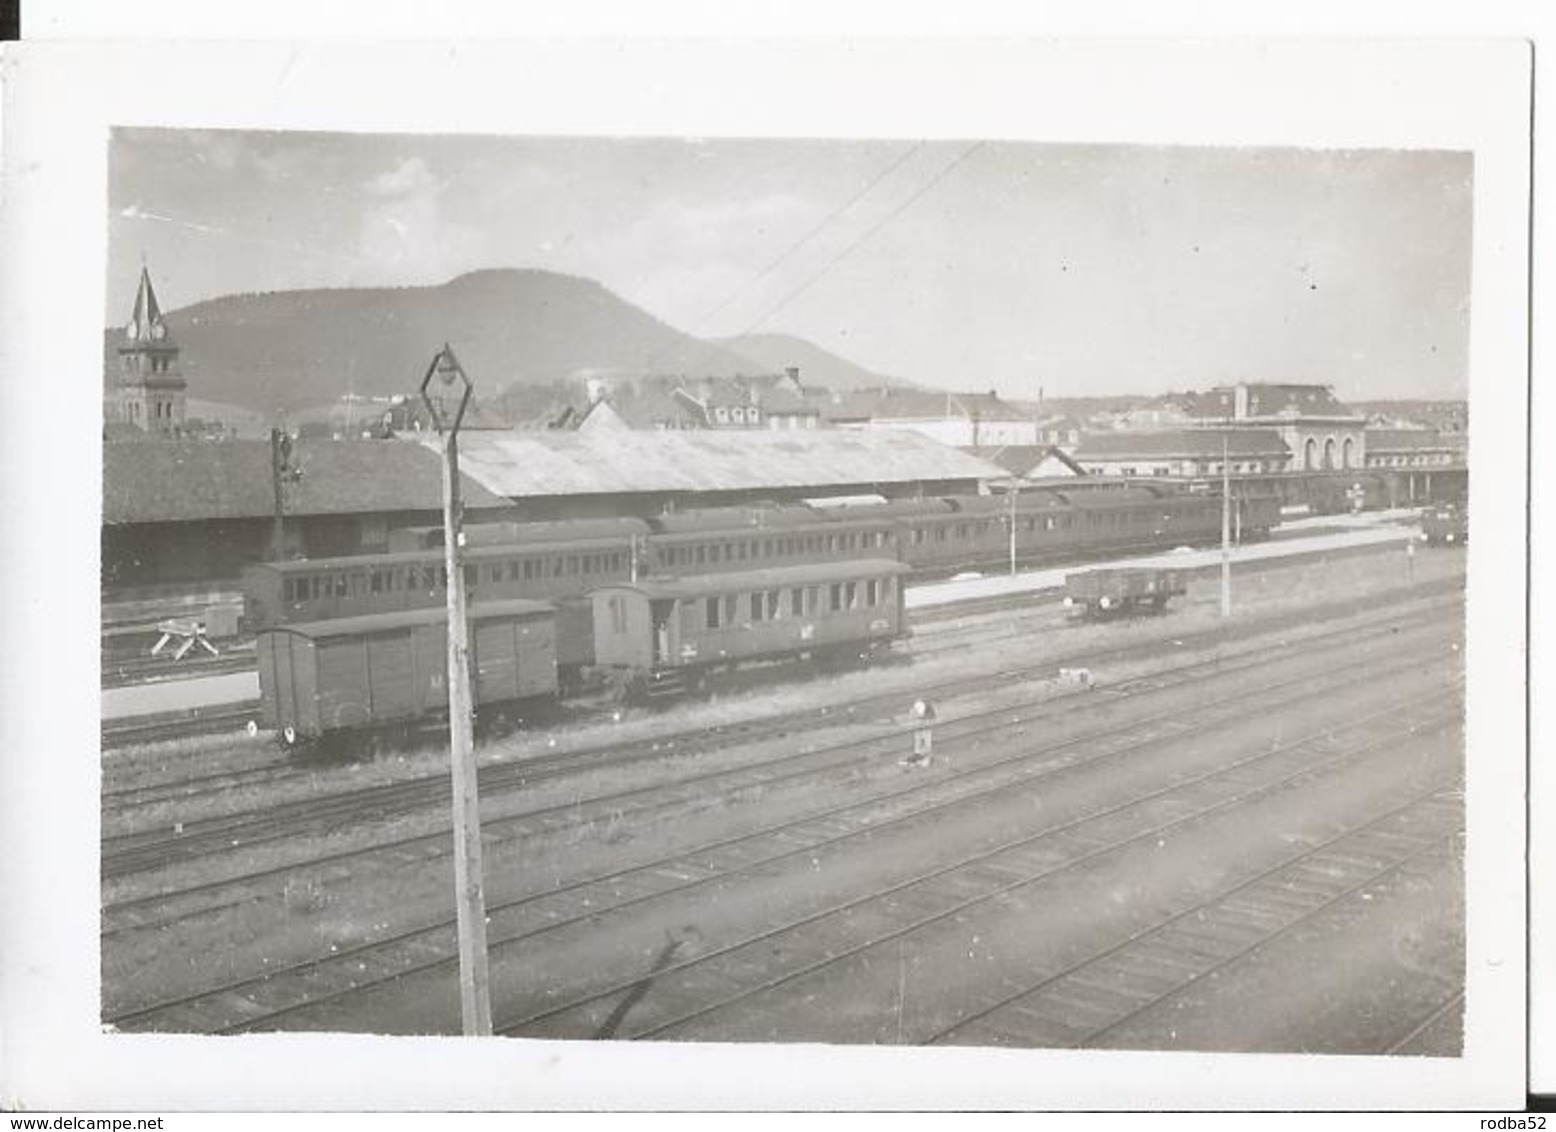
367, 156, 440, 198
355, 160, 484, 282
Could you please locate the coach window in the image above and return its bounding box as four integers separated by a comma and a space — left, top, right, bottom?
724, 594, 738, 624
696, 546, 707, 566
706, 597, 721, 629
334, 575, 349, 597
766, 590, 781, 619
750, 592, 764, 621
829, 583, 843, 612
370, 571, 383, 595
789, 587, 803, 617
866, 579, 880, 606
844, 581, 858, 608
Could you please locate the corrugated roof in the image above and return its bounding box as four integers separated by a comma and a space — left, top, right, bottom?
1364, 429, 1457, 453
103, 439, 511, 525
438, 428, 1005, 499
1074, 429, 1290, 460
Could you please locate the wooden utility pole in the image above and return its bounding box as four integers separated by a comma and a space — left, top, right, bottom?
1220, 436, 1232, 618
270, 428, 300, 561
421, 344, 492, 1036
1007, 481, 1018, 577
270, 428, 286, 561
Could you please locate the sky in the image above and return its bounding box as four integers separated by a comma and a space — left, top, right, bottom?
107, 129, 1473, 401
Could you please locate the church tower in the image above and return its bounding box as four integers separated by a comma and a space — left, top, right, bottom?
113, 266, 186, 433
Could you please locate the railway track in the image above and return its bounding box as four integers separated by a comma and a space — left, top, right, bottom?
492, 712, 1459, 1043
101, 703, 259, 750
104, 612, 1460, 1032
100, 586, 1459, 882
928, 794, 1461, 1048
102, 650, 255, 690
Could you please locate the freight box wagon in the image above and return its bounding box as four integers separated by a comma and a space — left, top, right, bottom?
1063, 567, 1187, 618
257, 599, 557, 750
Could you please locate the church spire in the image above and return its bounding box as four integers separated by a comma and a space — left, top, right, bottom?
125, 265, 169, 344
112, 264, 186, 434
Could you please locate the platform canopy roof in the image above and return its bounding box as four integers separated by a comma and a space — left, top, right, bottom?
102, 438, 510, 525
430, 427, 1006, 500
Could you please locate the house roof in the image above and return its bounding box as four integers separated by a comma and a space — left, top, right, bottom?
960, 445, 1087, 478
432, 428, 1006, 500
1074, 429, 1291, 460
817, 389, 883, 423
870, 389, 1029, 422
1364, 428, 1459, 453
1190, 383, 1357, 420
102, 439, 511, 525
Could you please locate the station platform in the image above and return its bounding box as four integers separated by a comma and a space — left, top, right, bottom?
101, 671, 260, 723
906, 520, 1419, 610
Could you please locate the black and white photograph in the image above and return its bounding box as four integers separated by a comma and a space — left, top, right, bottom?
0, 36, 1531, 1112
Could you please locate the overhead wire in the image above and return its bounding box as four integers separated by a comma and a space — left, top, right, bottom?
665, 139, 986, 381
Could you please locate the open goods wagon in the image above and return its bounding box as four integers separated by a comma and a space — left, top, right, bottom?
257, 599, 557, 750
1063, 567, 1188, 618
1421, 503, 1468, 546
589, 558, 911, 697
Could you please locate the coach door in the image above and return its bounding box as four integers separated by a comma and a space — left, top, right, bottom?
650, 598, 677, 666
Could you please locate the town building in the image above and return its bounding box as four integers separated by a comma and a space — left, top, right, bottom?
1072, 428, 1293, 478
852, 389, 1037, 447
1362, 428, 1464, 470
1188, 382, 1368, 472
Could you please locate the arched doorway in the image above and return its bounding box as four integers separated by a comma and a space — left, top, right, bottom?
1323, 437, 1336, 470
1342, 436, 1355, 469
1304, 437, 1318, 470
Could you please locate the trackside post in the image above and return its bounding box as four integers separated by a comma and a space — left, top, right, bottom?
906, 698, 936, 766
421, 343, 492, 1036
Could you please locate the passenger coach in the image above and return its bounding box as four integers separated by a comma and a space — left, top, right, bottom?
589, 558, 911, 697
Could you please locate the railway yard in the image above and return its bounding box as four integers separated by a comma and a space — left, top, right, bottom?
99, 517, 1467, 1054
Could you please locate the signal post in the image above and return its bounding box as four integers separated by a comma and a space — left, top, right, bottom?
420, 344, 492, 1036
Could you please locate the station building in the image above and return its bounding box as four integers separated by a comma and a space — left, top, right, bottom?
1072, 429, 1293, 478
102, 428, 1005, 597
101, 440, 515, 594
1187, 383, 1369, 472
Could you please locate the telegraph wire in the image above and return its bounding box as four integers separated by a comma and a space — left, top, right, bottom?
683, 141, 927, 335
668, 139, 985, 380
641, 139, 927, 375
